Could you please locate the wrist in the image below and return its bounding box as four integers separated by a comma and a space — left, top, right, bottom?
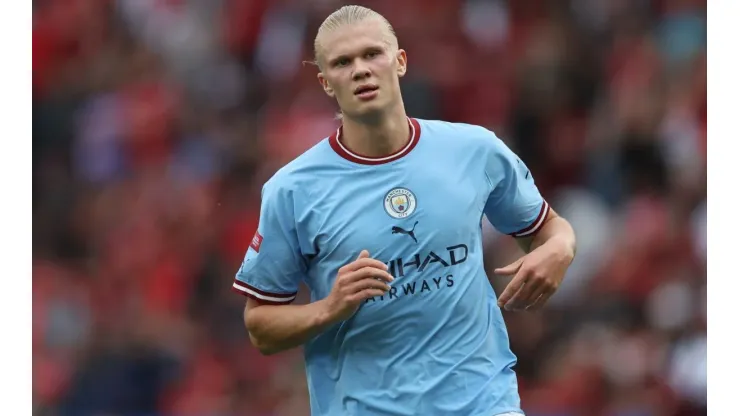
313, 298, 340, 328
546, 235, 576, 264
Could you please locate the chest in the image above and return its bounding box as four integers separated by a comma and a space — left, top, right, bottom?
298, 163, 490, 278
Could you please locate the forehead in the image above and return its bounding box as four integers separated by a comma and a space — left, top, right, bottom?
320, 19, 392, 60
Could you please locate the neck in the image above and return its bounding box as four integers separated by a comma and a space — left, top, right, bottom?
340, 108, 410, 158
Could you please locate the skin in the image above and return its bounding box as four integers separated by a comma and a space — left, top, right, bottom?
497, 211, 576, 311
245, 251, 393, 355
316, 18, 410, 158
243, 19, 577, 355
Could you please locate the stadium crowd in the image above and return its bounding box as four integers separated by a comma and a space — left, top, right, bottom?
33, 0, 706, 415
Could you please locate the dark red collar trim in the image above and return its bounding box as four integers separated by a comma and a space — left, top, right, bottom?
329, 117, 421, 165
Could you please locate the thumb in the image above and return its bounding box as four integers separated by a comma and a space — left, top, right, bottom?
494, 257, 524, 276
357, 250, 370, 260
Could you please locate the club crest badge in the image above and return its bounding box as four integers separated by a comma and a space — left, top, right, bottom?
384, 188, 417, 219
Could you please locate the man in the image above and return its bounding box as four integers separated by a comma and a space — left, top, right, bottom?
232, 5, 576, 416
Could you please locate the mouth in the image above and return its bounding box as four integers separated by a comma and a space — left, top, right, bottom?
354, 84, 380, 99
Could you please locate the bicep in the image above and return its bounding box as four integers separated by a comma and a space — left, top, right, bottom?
244, 297, 268, 328
243, 297, 273, 347
245, 296, 266, 313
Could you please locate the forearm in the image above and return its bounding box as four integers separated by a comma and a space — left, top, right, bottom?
518, 210, 576, 259
244, 299, 335, 355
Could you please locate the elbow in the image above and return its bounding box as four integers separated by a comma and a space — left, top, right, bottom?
248, 333, 281, 356
259, 348, 280, 356
250, 336, 279, 356
244, 310, 281, 356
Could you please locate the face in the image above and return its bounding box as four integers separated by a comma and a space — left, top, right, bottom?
317, 19, 407, 121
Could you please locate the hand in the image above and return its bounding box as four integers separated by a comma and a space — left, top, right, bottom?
322, 250, 394, 322
494, 238, 574, 311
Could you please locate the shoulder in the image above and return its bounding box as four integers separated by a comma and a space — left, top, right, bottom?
417, 118, 506, 153
262, 139, 336, 200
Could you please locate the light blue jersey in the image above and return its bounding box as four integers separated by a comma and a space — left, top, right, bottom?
233, 118, 549, 416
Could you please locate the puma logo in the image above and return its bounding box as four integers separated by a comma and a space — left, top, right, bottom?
391, 221, 419, 243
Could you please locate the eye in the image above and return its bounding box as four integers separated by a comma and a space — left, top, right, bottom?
365, 51, 380, 59
334, 58, 350, 67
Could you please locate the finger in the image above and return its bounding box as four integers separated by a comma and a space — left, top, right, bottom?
346, 278, 391, 296
497, 271, 528, 308
508, 285, 544, 312
349, 288, 387, 303
526, 287, 556, 310
339, 261, 388, 278
341, 257, 389, 273
357, 250, 370, 260
500, 281, 526, 311
503, 284, 528, 311
506, 276, 543, 311
346, 266, 394, 283
494, 258, 524, 276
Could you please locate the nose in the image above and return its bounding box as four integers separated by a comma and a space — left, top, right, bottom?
351, 60, 371, 81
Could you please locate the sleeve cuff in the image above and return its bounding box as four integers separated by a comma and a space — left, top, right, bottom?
232, 280, 297, 304
509, 200, 550, 238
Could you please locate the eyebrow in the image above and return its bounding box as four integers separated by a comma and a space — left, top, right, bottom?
328, 46, 386, 65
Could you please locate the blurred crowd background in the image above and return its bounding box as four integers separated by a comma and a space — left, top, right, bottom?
32, 0, 707, 415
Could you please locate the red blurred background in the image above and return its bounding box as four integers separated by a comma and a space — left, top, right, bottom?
33, 0, 706, 415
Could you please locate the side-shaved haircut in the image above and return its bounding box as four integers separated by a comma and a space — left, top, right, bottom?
313, 5, 399, 69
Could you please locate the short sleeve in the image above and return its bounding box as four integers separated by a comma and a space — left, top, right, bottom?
482, 132, 550, 238
232, 181, 306, 304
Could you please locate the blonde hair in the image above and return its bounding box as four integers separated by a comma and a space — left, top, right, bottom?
313, 6, 399, 120
313, 5, 398, 69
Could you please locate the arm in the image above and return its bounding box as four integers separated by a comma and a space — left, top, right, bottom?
240, 250, 393, 355
481, 130, 577, 311
494, 208, 576, 311
484, 209, 576, 298
244, 298, 335, 355
233, 180, 319, 355
515, 209, 576, 256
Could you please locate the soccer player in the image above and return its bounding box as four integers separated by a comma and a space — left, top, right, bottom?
232, 5, 577, 416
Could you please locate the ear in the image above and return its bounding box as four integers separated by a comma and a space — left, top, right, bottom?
317, 72, 335, 98
396, 49, 408, 78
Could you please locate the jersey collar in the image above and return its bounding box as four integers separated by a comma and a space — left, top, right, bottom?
329, 117, 421, 165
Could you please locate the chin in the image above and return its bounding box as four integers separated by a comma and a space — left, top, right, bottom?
348, 107, 387, 122
351, 100, 389, 117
